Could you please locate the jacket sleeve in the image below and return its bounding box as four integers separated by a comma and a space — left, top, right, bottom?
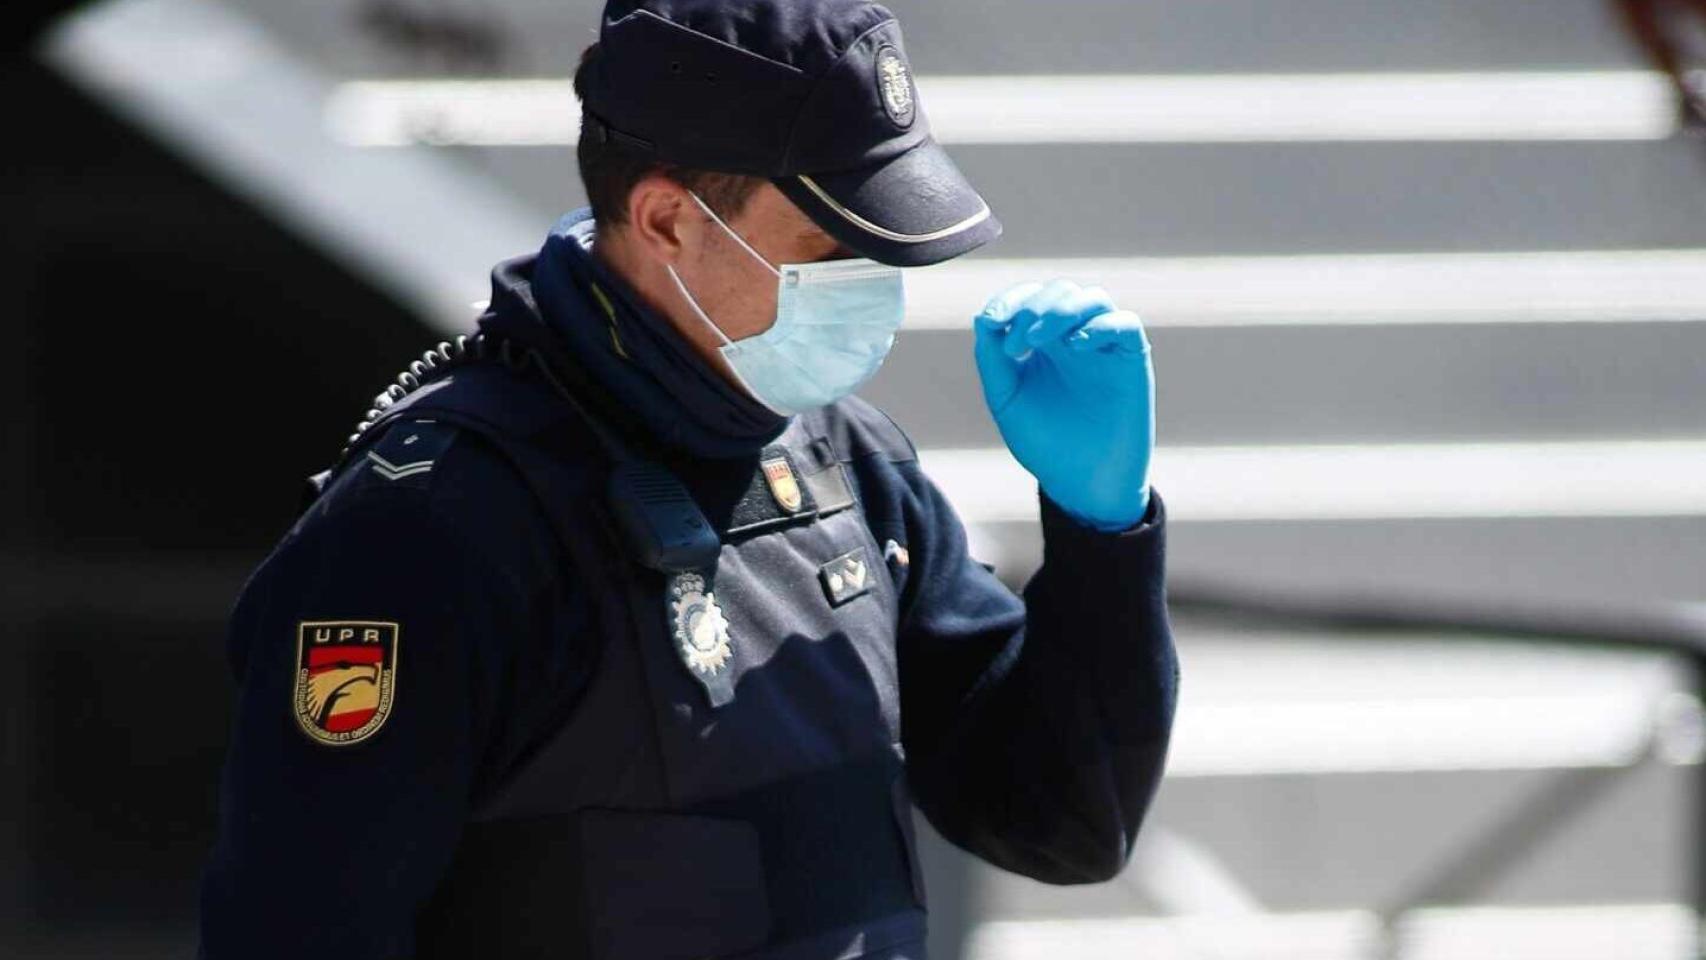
894, 460, 1178, 885
198, 481, 539, 959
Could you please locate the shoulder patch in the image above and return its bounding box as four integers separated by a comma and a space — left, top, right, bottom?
293, 620, 399, 746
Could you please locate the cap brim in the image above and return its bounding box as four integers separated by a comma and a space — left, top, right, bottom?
773, 136, 1002, 268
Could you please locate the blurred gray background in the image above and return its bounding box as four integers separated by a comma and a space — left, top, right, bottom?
4, 0, 1706, 957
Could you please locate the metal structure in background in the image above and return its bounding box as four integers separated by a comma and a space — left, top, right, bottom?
1162, 583, 1706, 960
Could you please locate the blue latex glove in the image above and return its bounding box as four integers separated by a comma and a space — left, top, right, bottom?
973, 279, 1155, 531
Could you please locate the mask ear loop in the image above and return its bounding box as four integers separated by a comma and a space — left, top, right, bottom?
668, 189, 786, 347
662, 262, 787, 416
664, 263, 734, 348
661, 191, 795, 416
687, 190, 782, 279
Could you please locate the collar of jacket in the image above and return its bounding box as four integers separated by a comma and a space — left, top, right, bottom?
505, 207, 788, 460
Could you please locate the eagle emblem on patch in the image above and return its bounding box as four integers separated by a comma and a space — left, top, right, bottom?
670, 573, 733, 675
293, 621, 398, 746
761, 455, 804, 513
875, 46, 915, 127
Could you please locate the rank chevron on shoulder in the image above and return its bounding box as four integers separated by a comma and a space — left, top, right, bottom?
366, 449, 435, 481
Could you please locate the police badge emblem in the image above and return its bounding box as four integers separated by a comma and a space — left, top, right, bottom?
669, 573, 733, 675
293, 620, 398, 746
875, 46, 915, 127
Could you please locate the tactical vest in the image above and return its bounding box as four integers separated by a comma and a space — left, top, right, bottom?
322, 346, 928, 960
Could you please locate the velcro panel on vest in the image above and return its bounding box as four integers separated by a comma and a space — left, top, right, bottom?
795, 430, 858, 516
579, 810, 770, 958
800, 460, 855, 515
688, 757, 922, 948
422, 759, 922, 959
420, 809, 767, 960
725, 444, 858, 538
727, 445, 820, 536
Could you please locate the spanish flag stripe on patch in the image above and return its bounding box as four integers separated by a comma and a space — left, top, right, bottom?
295, 621, 398, 747
306, 646, 386, 669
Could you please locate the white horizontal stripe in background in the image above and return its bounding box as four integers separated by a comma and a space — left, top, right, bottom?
484, 250, 1706, 331
925, 72, 1675, 144
904, 250, 1706, 329
1170, 694, 1665, 776
324, 72, 1677, 146
1166, 637, 1691, 776
922, 439, 1706, 524
966, 904, 1695, 960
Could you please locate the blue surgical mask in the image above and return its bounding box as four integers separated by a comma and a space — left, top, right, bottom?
665, 191, 905, 416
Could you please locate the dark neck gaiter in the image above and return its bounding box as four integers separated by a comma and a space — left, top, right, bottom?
519, 208, 788, 460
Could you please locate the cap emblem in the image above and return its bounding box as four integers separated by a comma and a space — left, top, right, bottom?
875, 46, 915, 128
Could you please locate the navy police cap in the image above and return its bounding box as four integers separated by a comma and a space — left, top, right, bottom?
580, 0, 1001, 267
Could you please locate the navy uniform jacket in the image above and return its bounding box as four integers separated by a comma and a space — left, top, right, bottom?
199, 209, 1178, 959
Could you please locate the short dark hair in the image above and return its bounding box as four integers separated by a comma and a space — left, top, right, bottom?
572, 44, 764, 227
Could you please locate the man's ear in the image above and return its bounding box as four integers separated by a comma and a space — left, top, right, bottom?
626, 175, 699, 266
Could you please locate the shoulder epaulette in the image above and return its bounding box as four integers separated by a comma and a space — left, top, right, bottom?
809, 395, 918, 465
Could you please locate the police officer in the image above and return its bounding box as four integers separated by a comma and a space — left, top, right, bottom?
199, 1, 1177, 957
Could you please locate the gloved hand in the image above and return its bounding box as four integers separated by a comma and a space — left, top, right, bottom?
973, 279, 1155, 531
